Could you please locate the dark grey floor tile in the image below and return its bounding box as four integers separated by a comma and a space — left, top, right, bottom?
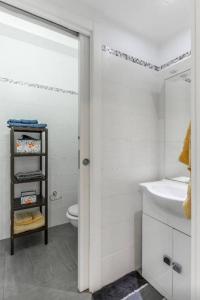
4, 284, 91, 300
54, 236, 77, 267
26, 238, 77, 291
65, 291, 92, 300
1, 224, 81, 298
0, 239, 6, 255
139, 284, 163, 300
4, 250, 35, 292
0, 239, 6, 300
0, 250, 5, 289
0, 288, 3, 300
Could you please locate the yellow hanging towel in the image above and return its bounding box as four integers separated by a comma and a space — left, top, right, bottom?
179, 123, 191, 219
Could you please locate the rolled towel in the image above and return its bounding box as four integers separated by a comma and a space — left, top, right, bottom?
14, 215, 45, 234
15, 210, 43, 226
32, 210, 43, 222
7, 119, 38, 125
7, 122, 47, 128
15, 212, 33, 225
15, 171, 45, 181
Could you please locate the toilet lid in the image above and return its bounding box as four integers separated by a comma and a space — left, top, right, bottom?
68, 204, 79, 217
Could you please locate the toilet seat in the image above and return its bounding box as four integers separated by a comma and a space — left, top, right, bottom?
66, 211, 77, 220
66, 204, 79, 228
68, 204, 78, 218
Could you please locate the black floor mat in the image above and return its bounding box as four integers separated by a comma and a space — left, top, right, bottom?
92, 272, 146, 300
123, 283, 164, 300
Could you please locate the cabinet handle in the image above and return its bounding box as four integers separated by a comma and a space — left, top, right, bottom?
163, 255, 172, 266
172, 262, 182, 274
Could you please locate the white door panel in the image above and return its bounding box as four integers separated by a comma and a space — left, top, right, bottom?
78, 34, 90, 292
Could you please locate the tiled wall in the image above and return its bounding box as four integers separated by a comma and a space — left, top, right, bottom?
101, 52, 161, 285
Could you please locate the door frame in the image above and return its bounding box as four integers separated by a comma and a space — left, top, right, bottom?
191, 1, 200, 299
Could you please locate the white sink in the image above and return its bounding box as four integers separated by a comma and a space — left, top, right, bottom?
140, 179, 187, 218
140, 179, 191, 236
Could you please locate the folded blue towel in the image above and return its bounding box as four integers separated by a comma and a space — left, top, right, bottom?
7, 119, 38, 125
7, 122, 47, 128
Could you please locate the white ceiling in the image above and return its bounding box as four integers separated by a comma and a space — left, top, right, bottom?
78, 0, 191, 45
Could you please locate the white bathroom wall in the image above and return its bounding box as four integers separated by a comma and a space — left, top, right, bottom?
0, 22, 78, 239
101, 52, 160, 285
159, 29, 191, 65
97, 21, 160, 65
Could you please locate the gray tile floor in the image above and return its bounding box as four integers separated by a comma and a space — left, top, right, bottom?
0, 224, 92, 300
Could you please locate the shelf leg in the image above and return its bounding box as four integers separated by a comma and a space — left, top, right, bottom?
10, 238, 14, 255
45, 229, 48, 245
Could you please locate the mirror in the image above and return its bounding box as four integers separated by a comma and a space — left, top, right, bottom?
164, 70, 191, 179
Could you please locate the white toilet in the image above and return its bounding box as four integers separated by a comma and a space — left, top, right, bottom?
66, 204, 79, 228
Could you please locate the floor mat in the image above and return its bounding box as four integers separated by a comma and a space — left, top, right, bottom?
92, 272, 164, 300
122, 283, 164, 300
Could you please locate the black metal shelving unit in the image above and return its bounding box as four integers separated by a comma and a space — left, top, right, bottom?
10, 127, 48, 255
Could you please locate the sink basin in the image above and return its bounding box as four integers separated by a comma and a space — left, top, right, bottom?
140, 179, 187, 218
140, 179, 191, 236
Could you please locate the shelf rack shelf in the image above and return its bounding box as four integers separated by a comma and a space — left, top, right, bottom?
14, 153, 47, 157
14, 196, 46, 211
13, 226, 46, 238
10, 127, 48, 255
13, 177, 47, 184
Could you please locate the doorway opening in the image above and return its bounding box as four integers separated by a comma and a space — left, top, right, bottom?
0, 3, 90, 298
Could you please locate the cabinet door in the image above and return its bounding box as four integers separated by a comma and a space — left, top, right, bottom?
142, 214, 173, 298
173, 230, 191, 300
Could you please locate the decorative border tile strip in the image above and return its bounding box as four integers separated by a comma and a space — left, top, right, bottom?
185, 78, 191, 83
102, 45, 191, 72
102, 45, 159, 71
0, 76, 78, 95
159, 51, 191, 71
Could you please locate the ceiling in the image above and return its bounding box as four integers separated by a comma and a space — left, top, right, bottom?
78, 0, 191, 45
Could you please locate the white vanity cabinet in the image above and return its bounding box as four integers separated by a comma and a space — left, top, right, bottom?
173, 229, 191, 300
142, 214, 191, 300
